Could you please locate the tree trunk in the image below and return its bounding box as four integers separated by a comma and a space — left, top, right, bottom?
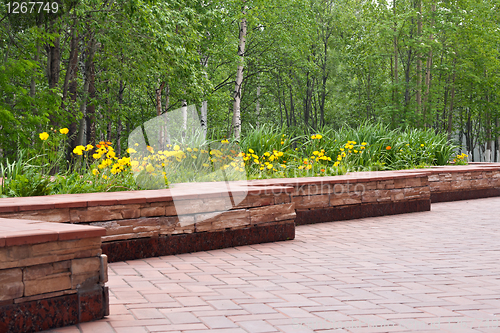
232, 3, 247, 141
447, 57, 457, 140
117, 80, 125, 155
416, 0, 422, 126
76, 32, 97, 147
156, 80, 165, 116
47, 22, 60, 89
393, 0, 398, 107
423, 4, 436, 126
86, 58, 96, 147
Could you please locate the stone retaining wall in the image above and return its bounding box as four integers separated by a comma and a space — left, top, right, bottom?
249, 172, 431, 225
0, 184, 296, 262
0, 219, 107, 333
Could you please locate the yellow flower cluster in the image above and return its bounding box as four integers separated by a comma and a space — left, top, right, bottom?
73, 144, 94, 155
333, 141, 367, 166
38, 128, 69, 141
241, 149, 286, 171
128, 143, 245, 179
452, 153, 468, 164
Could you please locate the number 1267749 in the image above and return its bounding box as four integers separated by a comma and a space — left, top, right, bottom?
6, 2, 59, 14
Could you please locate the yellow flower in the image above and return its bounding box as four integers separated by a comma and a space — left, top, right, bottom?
85, 144, 93, 151
92, 169, 99, 175
147, 146, 154, 153
59, 128, 69, 135
39, 132, 49, 141
361, 142, 367, 146
248, 148, 254, 153
202, 163, 209, 167
187, 148, 192, 152
127, 148, 137, 154
131, 161, 139, 167
316, 134, 322, 139
73, 145, 85, 155
146, 164, 155, 172
254, 159, 260, 164
93, 153, 101, 159
173, 145, 180, 151
420, 144, 424, 147
267, 164, 273, 169
102, 175, 108, 179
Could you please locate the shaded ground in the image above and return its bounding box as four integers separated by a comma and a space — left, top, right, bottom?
47, 198, 500, 333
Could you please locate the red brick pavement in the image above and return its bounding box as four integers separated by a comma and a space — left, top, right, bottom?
45, 198, 500, 333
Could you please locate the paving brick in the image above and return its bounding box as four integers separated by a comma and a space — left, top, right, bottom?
35, 196, 500, 333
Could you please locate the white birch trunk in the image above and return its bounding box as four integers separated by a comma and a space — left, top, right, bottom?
256, 73, 261, 128
201, 100, 208, 138
232, 4, 247, 141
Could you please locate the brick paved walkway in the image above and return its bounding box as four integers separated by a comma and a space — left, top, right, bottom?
47, 198, 500, 333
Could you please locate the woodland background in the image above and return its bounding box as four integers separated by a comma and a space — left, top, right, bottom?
1, 0, 499, 162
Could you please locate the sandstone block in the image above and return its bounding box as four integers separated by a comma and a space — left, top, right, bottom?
451, 180, 471, 190
174, 197, 232, 215
165, 202, 177, 216
71, 204, 142, 223
377, 180, 395, 190
0, 268, 23, 301
393, 178, 407, 189
140, 205, 166, 217
329, 198, 345, 206
428, 174, 439, 182
470, 178, 488, 188
23, 261, 71, 280
171, 224, 194, 234
14, 289, 76, 304
274, 193, 291, 205
343, 197, 362, 205
249, 203, 295, 224
71, 257, 100, 275
391, 191, 405, 201
404, 177, 422, 187
292, 194, 329, 209
0, 208, 70, 223
236, 195, 273, 209
91, 221, 133, 236
24, 272, 71, 296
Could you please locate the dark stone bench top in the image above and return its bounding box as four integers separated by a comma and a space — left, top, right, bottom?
0, 218, 106, 247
